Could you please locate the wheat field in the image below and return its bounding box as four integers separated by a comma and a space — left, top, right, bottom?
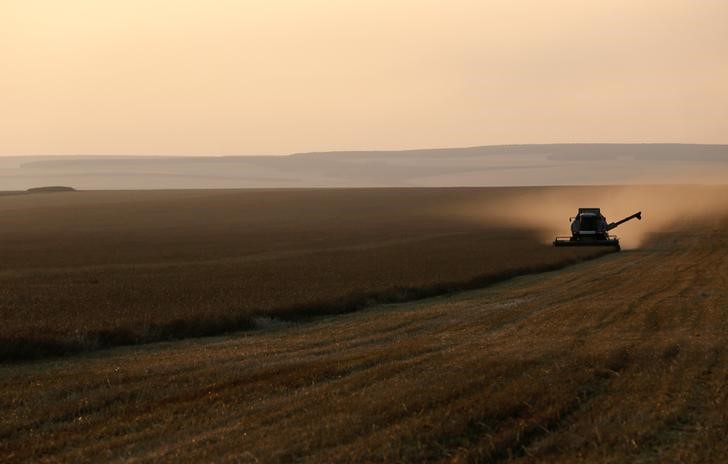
1, 187, 726, 462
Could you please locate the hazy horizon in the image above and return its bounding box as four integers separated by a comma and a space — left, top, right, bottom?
3, 1, 727, 156
2, 144, 727, 190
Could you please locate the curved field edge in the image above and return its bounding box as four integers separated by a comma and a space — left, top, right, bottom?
0, 248, 610, 363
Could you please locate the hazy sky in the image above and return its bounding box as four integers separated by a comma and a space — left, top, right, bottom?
2, 0, 727, 155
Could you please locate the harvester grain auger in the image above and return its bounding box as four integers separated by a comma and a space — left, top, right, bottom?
553, 208, 642, 251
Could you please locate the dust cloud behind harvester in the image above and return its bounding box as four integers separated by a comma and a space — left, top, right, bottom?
449, 185, 728, 249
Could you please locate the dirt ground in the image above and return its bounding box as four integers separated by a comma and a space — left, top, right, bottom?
1, 199, 726, 462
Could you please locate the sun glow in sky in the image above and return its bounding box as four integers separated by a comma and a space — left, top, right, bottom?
2, 0, 727, 155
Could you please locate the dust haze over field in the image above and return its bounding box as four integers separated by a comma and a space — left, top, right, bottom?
452, 184, 728, 248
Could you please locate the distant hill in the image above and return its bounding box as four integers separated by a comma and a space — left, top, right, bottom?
27, 186, 76, 193
2, 144, 727, 190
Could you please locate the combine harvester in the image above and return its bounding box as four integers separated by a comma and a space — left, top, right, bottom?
554, 208, 641, 251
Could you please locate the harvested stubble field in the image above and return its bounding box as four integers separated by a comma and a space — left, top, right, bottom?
1, 187, 727, 463
0, 188, 606, 361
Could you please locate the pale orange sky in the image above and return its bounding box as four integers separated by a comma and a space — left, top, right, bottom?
2, 0, 727, 155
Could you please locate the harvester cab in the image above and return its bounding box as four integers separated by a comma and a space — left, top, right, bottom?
554, 208, 641, 251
